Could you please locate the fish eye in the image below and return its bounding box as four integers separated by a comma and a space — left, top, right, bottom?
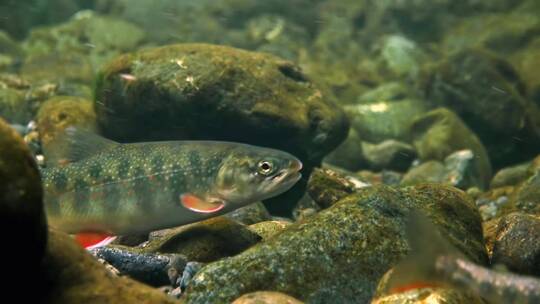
257, 160, 274, 176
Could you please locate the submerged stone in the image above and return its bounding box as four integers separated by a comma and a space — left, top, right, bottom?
182, 184, 486, 303
419, 49, 540, 168
490, 212, 540, 276
232, 291, 304, 304
143, 217, 261, 263
409, 108, 491, 189
0, 118, 46, 287
36, 96, 98, 153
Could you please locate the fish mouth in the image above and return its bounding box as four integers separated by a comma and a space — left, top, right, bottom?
266, 159, 303, 195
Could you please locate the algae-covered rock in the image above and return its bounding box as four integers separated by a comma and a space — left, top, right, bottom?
36, 96, 98, 152
38, 230, 179, 304
346, 84, 428, 143
248, 220, 291, 240
307, 167, 369, 209
0, 73, 58, 124
410, 108, 491, 189
506, 170, 540, 216
490, 161, 531, 188
511, 37, 540, 104
443, 13, 540, 54
420, 49, 540, 168
143, 217, 261, 263
323, 128, 367, 172
401, 161, 447, 187
362, 140, 416, 172
490, 212, 540, 276
371, 287, 484, 304
225, 202, 272, 226
95, 43, 348, 167
182, 184, 486, 303
0, 117, 46, 285
375, 35, 426, 79
232, 291, 304, 304
402, 150, 489, 190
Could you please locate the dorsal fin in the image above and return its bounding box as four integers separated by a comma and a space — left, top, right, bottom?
44, 127, 119, 166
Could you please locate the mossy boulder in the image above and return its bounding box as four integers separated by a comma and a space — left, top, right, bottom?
95, 43, 348, 167
409, 108, 491, 189
419, 49, 540, 168
36, 96, 98, 152
0, 117, 46, 285
142, 217, 261, 263
182, 184, 486, 303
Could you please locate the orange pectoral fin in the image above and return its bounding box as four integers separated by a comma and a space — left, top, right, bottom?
75, 232, 117, 250
390, 281, 441, 294
180, 194, 225, 213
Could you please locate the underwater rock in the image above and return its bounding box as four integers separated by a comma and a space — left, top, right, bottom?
402, 150, 488, 190
38, 230, 179, 304
182, 184, 487, 303
490, 161, 531, 188
0, 73, 58, 124
323, 128, 367, 172
503, 169, 540, 217
443, 13, 540, 55
143, 217, 261, 263
490, 212, 540, 276
95, 43, 348, 168
371, 286, 484, 304
357, 170, 403, 186
0, 118, 47, 286
0, 0, 88, 39
375, 35, 426, 79
401, 161, 447, 187
362, 140, 416, 172
346, 83, 428, 143
224, 202, 272, 225
475, 187, 514, 221
420, 49, 540, 168
90, 246, 187, 287
0, 30, 23, 68
511, 37, 540, 105
232, 291, 304, 304
36, 96, 98, 153
307, 167, 369, 209
410, 108, 491, 189
248, 220, 291, 240
21, 11, 145, 88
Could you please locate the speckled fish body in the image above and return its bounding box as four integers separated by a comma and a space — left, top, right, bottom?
42, 132, 302, 236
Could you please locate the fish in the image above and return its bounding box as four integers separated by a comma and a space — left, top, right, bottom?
380, 213, 540, 304
41, 128, 302, 248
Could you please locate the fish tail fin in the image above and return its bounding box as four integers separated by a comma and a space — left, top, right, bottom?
384, 212, 461, 294
75, 232, 117, 250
